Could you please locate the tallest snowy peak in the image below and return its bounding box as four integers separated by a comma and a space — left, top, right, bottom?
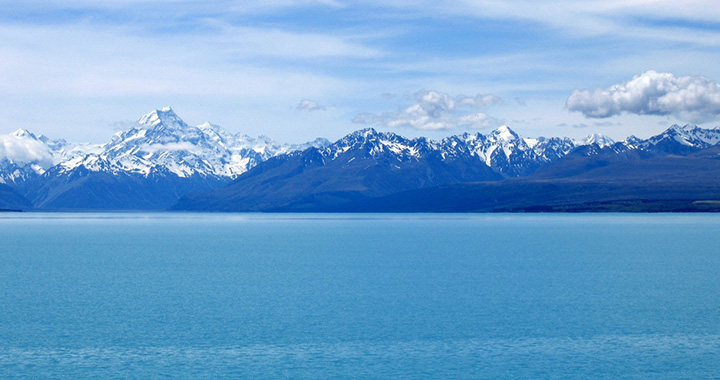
137, 106, 187, 129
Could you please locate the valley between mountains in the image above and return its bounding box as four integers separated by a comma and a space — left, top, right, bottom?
2, 107, 720, 212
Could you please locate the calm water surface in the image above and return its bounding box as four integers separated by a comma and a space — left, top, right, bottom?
1, 213, 719, 379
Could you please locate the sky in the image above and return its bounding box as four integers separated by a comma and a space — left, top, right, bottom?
2, 0, 720, 144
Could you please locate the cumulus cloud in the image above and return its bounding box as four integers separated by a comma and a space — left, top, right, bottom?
567, 70, 720, 121
296, 99, 327, 111
353, 89, 502, 131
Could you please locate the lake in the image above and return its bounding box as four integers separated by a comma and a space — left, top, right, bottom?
1, 213, 719, 379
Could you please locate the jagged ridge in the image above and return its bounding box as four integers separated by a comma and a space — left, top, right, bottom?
1, 107, 330, 209
3, 105, 720, 211
173, 123, 720, 212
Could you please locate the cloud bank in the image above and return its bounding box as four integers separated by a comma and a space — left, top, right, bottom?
567, 70, 720, 121
353, 90, 502, 131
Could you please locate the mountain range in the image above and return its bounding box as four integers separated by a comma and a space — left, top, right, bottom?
2, 107, 720, 212
0, 107, 329, 210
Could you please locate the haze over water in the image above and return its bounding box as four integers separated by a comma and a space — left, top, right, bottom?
1, 213, 719, 379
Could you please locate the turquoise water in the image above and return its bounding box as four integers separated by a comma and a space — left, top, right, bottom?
1, 213, 719, 379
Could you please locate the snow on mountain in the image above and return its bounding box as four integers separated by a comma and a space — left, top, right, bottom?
643, 124, 720, 148
314, 125, 581, 178
438, 126, 576, 177
623, 135, 643, 149
472, 126, 538, 175
8, 107, 720, 192
527, 137, 577, 162
321, 128, 429, 162
578, 133, 615, 148
57, 107, 330, 179
0, 129, 100, 185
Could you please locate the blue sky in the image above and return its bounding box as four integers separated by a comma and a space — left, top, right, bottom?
2, 1, 720, 143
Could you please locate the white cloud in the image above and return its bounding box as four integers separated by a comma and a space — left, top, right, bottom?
4, 0, 720, 143
0, 134, 54, 166
296, 99, 327, 111
567, 70, 720, 121
353, 89, 502, 131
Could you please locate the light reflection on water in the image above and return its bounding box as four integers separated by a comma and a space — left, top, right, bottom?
3, 334, 719, 379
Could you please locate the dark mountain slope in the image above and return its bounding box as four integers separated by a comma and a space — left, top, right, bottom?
26, 165, 227, 210
173, 125, 720, 213
0, 183, 32, 211
173, 130, 503, 212
334, 150, 720, 212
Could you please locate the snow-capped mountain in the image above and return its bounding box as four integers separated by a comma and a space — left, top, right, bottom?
56, 107, 330, 179
321, 128, 432, 161
439, 126, 580, 177
578, 133, 615, 148
5, 106, 720, 212
0, 109, 641, 194
0, 129, 100, 186
525, 137, 577, 162
15, 107, 330, 210
446, 126, 547, 176
311, 125, 610, 178
639, 124, 720, 154
566, 124, 720, 158
173, 128, 504, 212
174, 123, 720, 212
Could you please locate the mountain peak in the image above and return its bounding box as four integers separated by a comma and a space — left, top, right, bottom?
681, 124, 699, 130
197, 121, 221, 134
137, 107, 187, 130
10, 129, 37, 139
624, 135, 642, 146
662, 123, 703, 137
341, 128, 384, 143
665, 124, 700, 134
490, 125, 518, 141
645, 123, 720, 148
581, 133, 615, 148
355, 127, 379, 137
